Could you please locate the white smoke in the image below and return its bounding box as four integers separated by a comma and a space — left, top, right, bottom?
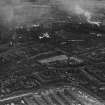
54, 0, 104, 25
0, 0, 104, 28
74, 4, 101, 26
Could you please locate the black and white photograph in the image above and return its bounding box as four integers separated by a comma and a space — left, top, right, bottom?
0, 0, 105, 105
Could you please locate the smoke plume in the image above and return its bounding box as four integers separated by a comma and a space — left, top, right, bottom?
0, 0, 104, 28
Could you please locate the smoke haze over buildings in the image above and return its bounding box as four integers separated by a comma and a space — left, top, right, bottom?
0, 0, 104, 28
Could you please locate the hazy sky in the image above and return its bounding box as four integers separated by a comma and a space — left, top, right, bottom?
0, 0, 52, 27
0, 0, 104, 28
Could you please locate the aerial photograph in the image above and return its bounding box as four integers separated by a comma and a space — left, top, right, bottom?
0, 0, 105, 105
